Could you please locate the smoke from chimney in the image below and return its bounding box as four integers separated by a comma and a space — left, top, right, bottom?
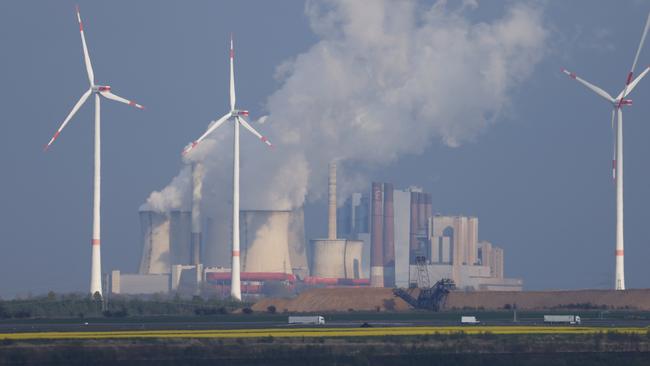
141, 2, 547, 260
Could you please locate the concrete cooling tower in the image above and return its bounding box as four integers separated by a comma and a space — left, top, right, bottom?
169, 210, 191, 265
239, 210, 294, 274
309, 162, 364, 281
310, 239, 363, 279
288, 207, 309, 277
138, 210, 171, 274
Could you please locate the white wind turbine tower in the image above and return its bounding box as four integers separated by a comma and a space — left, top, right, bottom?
562, 12, 650, 290
183, 36, 273, 300
45, 6, 144, 297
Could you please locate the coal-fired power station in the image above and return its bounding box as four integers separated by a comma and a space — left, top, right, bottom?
119, 161, 521, 296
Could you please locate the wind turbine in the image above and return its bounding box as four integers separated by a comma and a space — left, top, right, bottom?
562, 12, 650, 290
183, 36, 272, 300
45, 6, 144, 297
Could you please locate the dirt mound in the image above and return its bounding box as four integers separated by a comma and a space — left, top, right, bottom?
253, 287, 650, 313
252, 288, 412, 313
447, 288, 650, 310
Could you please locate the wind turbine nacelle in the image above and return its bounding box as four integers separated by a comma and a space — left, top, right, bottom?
619, 99, 632, 106
232, 110, 249, 117
95, 85, 111, 92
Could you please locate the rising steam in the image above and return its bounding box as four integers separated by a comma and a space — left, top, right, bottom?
142, 0, 547, 214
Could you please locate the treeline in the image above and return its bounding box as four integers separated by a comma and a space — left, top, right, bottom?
0, 292, 248, 319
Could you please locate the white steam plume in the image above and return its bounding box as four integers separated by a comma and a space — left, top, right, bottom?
144, 0, 547, 214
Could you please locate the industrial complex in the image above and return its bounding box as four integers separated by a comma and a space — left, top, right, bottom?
110, 162, 521, 296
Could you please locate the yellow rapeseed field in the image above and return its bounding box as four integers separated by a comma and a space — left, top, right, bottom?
1, 326, 648, 340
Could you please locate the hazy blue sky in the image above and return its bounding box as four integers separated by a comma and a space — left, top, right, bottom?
1, 1, 650, 297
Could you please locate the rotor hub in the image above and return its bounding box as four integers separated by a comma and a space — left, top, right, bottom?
231, 109, 249, 117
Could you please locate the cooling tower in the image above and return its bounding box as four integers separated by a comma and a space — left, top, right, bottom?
370, 182, 384, 287
170, 210, 191, 265
288, 207, 309, 276
310, 239, 363, 279
138, 210, 171, 274
204, 207, 231, 268
382, 183, 395, 287
344, 240, 363, 279
310, 239, 345, 278
191, 163, 204, 265
239, 210, 293, 274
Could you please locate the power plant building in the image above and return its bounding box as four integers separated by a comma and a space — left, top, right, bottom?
339, 184, 523, 291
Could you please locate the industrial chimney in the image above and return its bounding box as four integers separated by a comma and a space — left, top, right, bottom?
370, 182, 384, 287
328, 162, 337, 240
382, 183, 395, 287
409, 191, 419, 265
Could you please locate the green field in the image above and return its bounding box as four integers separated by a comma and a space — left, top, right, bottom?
2, 325, 649, 340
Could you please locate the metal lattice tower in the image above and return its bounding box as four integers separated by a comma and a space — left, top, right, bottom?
414, 255, 430, 288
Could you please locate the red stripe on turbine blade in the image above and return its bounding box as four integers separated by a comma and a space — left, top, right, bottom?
182, 141, 198, 155
128, 101, 145, 110
91, 239, 100, 246
230, 49, 234, 58
261, 136, 268, 143
626, 72, 633, 85
232, 250, 240, 257
616, 249, 624, 256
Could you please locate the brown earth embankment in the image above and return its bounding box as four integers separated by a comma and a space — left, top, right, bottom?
253, 288, 650, 313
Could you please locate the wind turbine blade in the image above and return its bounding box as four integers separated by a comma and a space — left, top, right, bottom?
44, 88, 92, 150
629, 13, 650, 84
618, 12, 650, 106
183, 112, 232, 155
230, 35, 235, 110
238, 117, 273, 147
562, 69, 614, 102
617, 65, 650, 99
76, 6, 95, 85
611, 109, 616, 181
99, 90, 145, 110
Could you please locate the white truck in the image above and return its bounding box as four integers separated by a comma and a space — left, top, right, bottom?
288, 316, 325, 325
544, 315, 581, 325
461, 316, 480, 325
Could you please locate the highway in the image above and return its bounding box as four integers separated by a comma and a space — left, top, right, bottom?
1, 318, 648, 334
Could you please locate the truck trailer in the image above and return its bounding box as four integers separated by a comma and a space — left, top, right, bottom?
461, 316, 480, 325
288, 316, 325, 325
543, 315, 581, 325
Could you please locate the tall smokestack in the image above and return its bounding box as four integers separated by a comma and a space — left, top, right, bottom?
370, 182, 384, 287
417, 192, 426, 233
190, 162, 204, 265
424, 193, 432, 225
328, 162, 337, 240
382, 183, 395, 287
409, 191, 419, 265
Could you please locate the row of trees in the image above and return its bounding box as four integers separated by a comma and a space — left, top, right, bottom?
0, 292, 248, 319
